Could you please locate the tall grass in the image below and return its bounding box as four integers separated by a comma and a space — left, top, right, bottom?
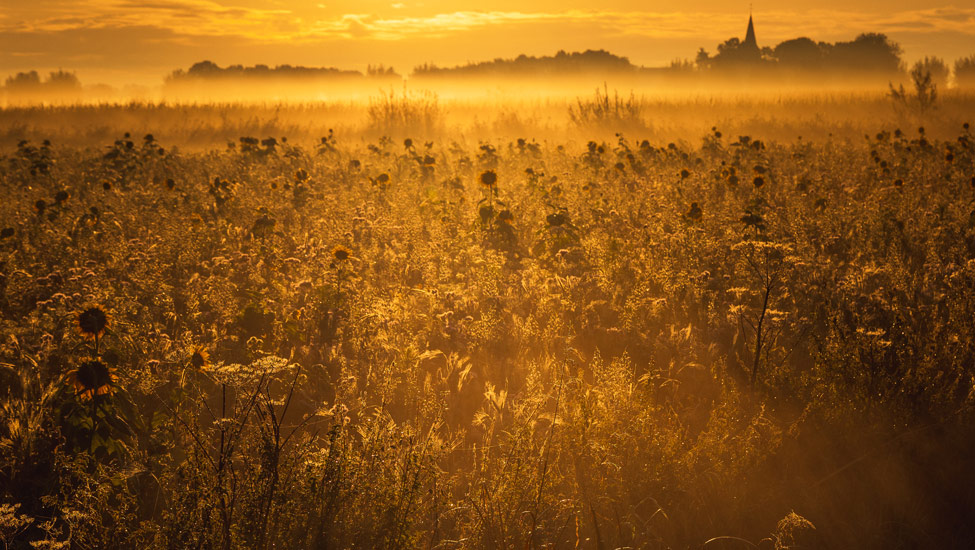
568, 84, 649, 132
366, 87, 443, 137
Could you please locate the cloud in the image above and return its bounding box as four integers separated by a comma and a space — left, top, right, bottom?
5, 5, 975, 43
3, 0, 294, 38
345, 8, 975, 42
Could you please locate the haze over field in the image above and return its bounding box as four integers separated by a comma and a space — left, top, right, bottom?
4, 3, 975, 550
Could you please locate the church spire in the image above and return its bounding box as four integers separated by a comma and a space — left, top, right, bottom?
743, 13, 757, 49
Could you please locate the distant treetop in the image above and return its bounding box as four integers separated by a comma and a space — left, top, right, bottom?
166, 61, 399, 82
412, 49, 636, 77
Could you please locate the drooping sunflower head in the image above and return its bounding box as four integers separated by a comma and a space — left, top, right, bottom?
480, 170, 497, 187
68, 359, 116, 400
77, 307, 109, 340
332, 246, 351, 262
189, 346, 210, 369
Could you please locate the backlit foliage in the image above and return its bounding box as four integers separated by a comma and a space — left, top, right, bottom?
1, 120, 975, 549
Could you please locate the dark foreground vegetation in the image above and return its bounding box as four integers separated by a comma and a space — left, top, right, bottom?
2, 124, 975, 549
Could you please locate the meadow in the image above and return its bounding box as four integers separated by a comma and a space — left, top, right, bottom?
2, 90, 975, 549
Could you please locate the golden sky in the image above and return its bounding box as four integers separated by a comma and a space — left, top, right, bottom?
2, 1, 975, 85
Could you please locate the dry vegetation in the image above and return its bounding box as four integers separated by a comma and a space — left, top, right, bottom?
2, 92, 975, 549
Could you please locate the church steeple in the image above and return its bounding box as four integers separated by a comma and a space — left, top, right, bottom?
743, 14, 757, 49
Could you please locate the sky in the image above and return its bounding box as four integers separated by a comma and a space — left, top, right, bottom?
2, 1, 975, 86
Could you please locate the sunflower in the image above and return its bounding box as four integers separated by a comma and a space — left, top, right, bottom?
68, 359, 116, 400
189, 346, 210, 369
77, 307, 109, 340
480, 170, 498, 187
332, 246, 351, 262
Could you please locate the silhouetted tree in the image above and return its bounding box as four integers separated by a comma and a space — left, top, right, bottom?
955, 55, 975, 88
165, 60, 391, 83
188, 60, 221, 75
827, 33, 902, 74
708, 37, 768, 68
4, 71, 42, 91
889, 63, 938, 113
913, 57, 949, 90
46, 70, 81, 92
773, 38, 825, 70
411, 50, 635, 77
695, 48, 711, 69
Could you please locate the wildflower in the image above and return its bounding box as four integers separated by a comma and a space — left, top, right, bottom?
680, 169, 691, 179
480, 170, 497, 187
77, 307, 109, 340
68, 359, 116, 400
332, 246, 351, 262
189, 347, 209, 369
54, 190, 70, 204
753, 176, 765, 188
686, 202, 703, 221
295, 168, 309, 182
34, 200, 47, 214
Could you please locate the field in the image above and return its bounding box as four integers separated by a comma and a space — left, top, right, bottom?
2, 91, 975, 549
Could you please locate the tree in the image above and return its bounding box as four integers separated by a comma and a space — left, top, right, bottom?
4, 71, 41, 91
695, 48, 711, 69
187, 60, 221, 75
717, 37, 742, 55
913, 56, 949, 90
828, 33, 903, 74
889, 63, 938, 114
46, 70, 81, 92
773, 37, 824, 69
954, 55, 975, 88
